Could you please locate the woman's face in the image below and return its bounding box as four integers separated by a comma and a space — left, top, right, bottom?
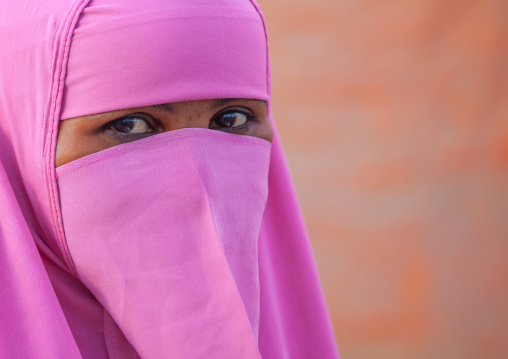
56, 98, 272, 167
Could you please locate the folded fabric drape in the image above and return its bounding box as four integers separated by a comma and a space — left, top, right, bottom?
0, 0, 339, 358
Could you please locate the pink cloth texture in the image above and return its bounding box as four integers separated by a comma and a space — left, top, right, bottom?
57, 129, 272, 358
0, 0, 339, 358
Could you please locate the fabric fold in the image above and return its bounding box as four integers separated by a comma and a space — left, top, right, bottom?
57, 129, 270, 358
0, 0, 339, 357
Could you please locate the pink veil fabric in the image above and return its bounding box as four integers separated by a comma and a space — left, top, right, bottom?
0, 0, 339, 358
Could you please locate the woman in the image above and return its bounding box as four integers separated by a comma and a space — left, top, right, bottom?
0, 0, 339, 358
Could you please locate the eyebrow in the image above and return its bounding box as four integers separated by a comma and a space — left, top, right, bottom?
211, 98, 267, 109
152, 103, 175, 113
209, 98, 239, 110
151, 98, 261, 114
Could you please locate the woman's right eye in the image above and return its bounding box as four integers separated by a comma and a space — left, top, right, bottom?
107, 116, 154, 134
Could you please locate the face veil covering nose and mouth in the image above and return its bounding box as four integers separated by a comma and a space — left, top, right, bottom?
57, 129, 271, 358
0, 0, 340, 358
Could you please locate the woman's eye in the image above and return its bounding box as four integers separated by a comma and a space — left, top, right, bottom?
109, 116, 153, 134
211, 111, 249, 129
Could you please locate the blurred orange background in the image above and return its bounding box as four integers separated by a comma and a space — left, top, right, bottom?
258, 0, 508, 358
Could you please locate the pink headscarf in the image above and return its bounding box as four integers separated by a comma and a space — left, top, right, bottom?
0, 0, 339, 358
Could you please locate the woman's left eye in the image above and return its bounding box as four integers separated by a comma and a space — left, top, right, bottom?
210, 111, 250, 129
108, 116, 154, 134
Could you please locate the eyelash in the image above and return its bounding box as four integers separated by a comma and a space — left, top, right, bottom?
210, 108, 255, 132
102, 107, 256, 137
102, 114, 157, 137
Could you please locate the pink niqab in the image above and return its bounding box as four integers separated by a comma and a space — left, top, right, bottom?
0, 0, 339, 358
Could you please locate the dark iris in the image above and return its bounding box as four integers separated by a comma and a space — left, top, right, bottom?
214, 112, 247, 128
112, 118, 136, 132
109, 117, 153, 134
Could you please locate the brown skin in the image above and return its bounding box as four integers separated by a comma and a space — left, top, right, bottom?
55, 98, 272, 167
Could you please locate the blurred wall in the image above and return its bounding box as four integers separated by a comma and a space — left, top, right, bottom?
257, 0, 508, 358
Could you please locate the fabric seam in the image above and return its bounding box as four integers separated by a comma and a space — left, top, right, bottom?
48, 0, 91, 276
